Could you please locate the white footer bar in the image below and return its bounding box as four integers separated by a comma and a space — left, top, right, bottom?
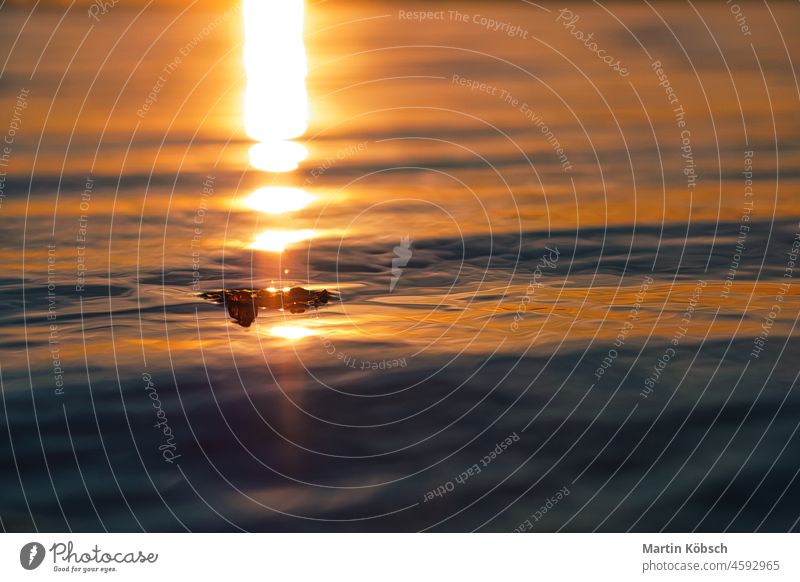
1, 533, 797, 581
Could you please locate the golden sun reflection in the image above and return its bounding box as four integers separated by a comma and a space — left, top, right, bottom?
248, 141, 308, 173
250, 229, 316, 253
243, 187, 314, 215
243, 0, 309, 171
270, 325, 317, 340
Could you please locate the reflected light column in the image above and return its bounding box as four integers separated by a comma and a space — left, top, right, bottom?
242, 0, 316, 255
240, 0, 321, 343
243, 0, 309, 172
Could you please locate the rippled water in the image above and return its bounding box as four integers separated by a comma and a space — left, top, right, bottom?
1, 1, 799, 532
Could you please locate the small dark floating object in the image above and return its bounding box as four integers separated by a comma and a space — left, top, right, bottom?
199, 287, 337, 328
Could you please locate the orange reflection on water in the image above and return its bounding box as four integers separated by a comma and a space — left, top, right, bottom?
243, 187, 314, 215
270, 325, 317, 340
241, 0, 316, 253
242, 0, 309, 171
250, 229, 316, 253
248, 141, 308, 173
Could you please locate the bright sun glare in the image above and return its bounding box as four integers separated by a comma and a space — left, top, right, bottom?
243, 187, 314, 215
270, 326, 317, 340
250, 229, 316, 253
242, 0, 309, 172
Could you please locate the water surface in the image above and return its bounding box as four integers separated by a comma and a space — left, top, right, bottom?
1, 0, 799, 532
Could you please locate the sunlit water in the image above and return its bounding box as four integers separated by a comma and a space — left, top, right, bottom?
1, 1, 799, 532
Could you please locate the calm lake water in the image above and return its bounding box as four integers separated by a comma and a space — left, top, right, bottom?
1, 0, 799, 532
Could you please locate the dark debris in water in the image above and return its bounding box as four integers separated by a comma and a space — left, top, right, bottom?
199, 287, 337, 328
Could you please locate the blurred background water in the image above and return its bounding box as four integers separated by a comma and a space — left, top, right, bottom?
0, 0, 799, 532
